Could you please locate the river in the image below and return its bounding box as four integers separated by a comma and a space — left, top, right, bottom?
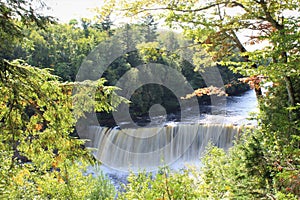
148, 89, 258, 126
86, 89, 258, 189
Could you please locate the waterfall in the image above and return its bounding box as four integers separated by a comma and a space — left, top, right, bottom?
82, 124, 241, 171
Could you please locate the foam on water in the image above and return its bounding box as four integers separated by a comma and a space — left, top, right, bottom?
84, 90, 258, 189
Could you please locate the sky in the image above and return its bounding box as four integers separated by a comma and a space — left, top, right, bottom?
40, 0, 267, 51
42, 0, 103, 23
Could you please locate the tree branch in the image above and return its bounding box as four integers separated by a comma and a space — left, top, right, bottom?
229, 30, 247, 53
122, 1, 228, 14
259, 0, 283, 29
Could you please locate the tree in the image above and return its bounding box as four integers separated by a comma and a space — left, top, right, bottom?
0, 59, 121, 198
139, 14, 159, 42
0, 0, 53, 59
101, 0, 300, 197
93, 15, 114, 36
10, 21, 109, 81
104, 0, 299, 103
0, 0, 121, 198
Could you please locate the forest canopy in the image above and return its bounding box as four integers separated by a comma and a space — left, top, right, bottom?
0, 0, 299, 199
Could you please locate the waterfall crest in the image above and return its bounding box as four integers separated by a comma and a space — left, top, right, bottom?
82, 124, 240, 171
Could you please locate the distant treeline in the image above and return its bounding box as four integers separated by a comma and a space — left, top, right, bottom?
7, 16, 248, 123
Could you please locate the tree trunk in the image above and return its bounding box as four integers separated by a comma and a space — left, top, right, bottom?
284, 76, 296, 107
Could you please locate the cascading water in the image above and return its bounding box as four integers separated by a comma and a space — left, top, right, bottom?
83, 123, 241, 172
82, 90, 257, 189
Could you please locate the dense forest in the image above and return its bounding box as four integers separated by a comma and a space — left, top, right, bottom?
6, 12, 249, 126
0, 0, 299, 199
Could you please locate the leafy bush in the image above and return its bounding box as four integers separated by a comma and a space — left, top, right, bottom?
87, 166, 116, 200
0, 60, 120, 199
118, 167, 200, 200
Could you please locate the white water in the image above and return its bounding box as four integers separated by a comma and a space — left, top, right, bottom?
84, 124, 240, 172
179, 89, 258, 125
85, 90, 258, 187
